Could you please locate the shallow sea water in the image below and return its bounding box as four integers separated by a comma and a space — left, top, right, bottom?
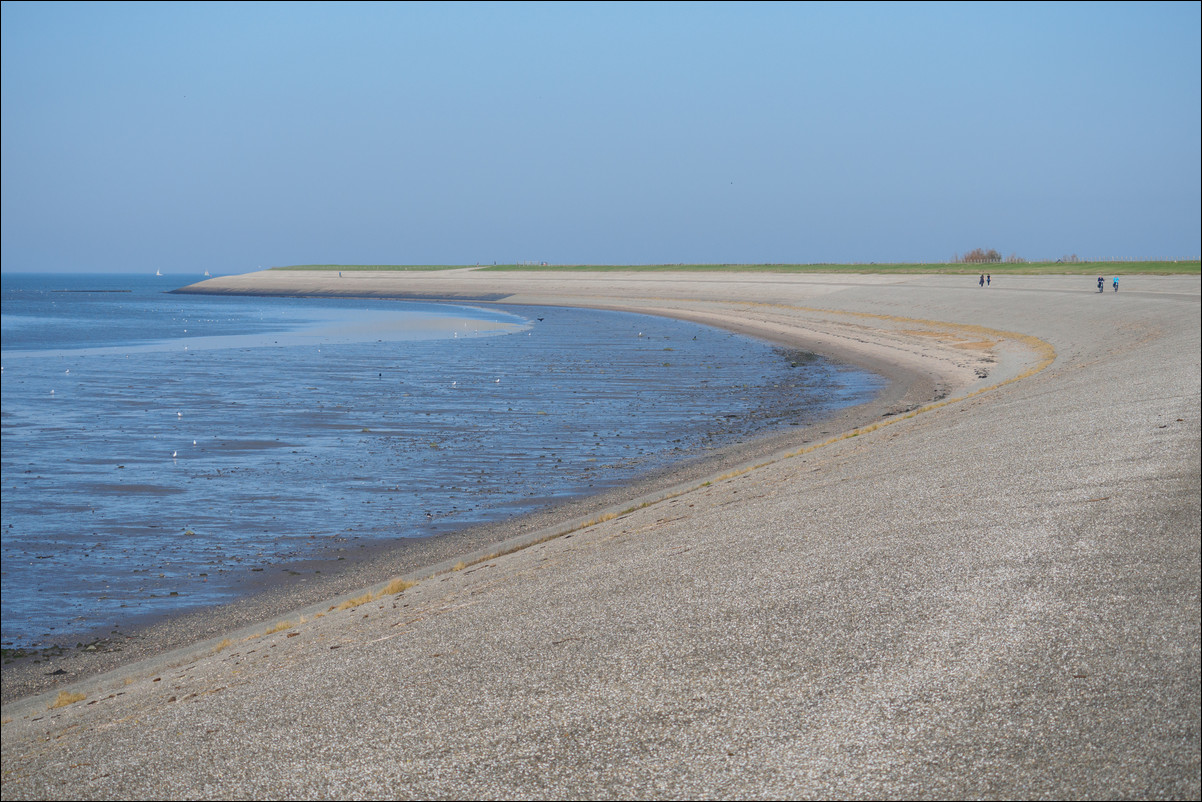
1, 273, 883, 649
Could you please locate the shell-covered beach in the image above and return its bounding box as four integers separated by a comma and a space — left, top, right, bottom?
2, 270, 1198, 799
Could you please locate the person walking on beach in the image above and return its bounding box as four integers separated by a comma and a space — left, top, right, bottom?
979, 274, 985, 287
987, 274, 991, 286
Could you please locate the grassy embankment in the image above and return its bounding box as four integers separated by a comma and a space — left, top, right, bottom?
275, 261, 1200, 275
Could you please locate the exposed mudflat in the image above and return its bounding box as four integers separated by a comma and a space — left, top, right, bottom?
2, 271, 1198, 800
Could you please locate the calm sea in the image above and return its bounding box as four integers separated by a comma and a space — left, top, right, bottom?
1, 272, 882, 649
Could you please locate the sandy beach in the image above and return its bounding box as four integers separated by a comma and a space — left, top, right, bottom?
2, 270, 1198, 799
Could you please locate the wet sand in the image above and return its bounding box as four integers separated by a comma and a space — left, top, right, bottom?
2, 271, 1198, 799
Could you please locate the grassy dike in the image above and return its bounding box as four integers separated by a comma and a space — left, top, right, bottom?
274, 260, 1201, 275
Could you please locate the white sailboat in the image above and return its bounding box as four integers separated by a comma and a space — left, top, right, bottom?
204, 270, 211, 277
155, 269, 162, 276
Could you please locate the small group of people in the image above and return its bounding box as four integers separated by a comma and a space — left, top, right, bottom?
977, 274, 1120, 292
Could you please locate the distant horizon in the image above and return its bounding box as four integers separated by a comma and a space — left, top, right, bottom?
5, 256, 1200, 277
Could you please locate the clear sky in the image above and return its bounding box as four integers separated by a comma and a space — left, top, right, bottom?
2, 1, 1199, 273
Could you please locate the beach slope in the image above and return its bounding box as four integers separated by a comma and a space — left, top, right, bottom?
2, 271, 1198, 799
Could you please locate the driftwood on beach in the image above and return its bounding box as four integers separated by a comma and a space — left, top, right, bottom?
2, 270, 1198, 800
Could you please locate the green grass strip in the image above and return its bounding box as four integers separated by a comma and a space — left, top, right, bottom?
480, 261, 1199, 275
271, 264, 466, 271
270, 261, 1198, 275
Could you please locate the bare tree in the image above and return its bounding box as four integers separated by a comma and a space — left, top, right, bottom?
961, 248, 1002, 264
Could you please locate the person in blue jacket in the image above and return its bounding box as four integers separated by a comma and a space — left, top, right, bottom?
1112, 276, 1120, 292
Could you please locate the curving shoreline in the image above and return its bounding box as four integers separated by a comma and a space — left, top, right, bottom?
3, 271, 1198, 799
0, 271, 986, 702
2, 272, 967, 702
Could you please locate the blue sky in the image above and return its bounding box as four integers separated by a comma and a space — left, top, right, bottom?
2, 1, 1199, 272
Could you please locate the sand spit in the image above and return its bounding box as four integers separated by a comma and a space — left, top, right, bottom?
2, 271, 1198, 799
